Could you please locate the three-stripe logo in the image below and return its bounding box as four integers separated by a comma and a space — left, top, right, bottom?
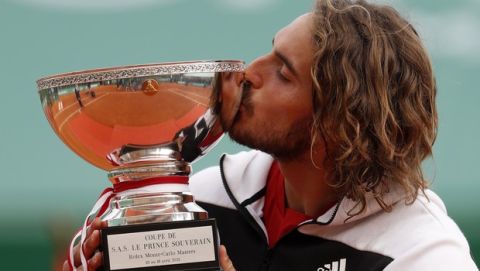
316, 258, 347, 271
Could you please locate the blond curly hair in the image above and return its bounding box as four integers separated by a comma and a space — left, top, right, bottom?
311, 0, 438, 215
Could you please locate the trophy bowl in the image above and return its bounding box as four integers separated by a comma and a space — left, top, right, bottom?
37, 60, 244, 271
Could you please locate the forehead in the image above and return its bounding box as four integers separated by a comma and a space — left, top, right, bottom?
277, 13, 313, 36
273, 13, 314, 73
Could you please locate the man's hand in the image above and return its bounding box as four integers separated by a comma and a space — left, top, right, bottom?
63, 218, 106, 271
219, 245, 236, 271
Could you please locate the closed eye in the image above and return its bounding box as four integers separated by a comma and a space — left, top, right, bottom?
276, 69, 290, 82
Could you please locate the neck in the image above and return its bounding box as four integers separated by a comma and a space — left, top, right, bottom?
276, 151, 338, 218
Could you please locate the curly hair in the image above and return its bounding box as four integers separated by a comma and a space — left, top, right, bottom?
311, 0, 438, 215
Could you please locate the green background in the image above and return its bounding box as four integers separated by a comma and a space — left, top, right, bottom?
0, 0, 478, 269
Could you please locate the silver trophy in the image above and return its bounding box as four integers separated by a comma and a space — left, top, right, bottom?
37, 60, 244, 271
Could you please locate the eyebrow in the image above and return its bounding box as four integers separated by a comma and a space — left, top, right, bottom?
272, 38, 298, 77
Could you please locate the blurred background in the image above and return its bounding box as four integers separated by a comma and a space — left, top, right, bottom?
0, 0, 478, 269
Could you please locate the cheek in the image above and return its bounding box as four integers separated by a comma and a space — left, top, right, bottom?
256, 87, 311, 117
251, 97, 305, 128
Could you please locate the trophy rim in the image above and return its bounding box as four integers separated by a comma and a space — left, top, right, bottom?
36, 59, 245, 90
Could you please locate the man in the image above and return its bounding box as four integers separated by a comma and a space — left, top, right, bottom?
68, 0, 478, 270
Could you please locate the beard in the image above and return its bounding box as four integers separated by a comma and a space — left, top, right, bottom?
227, 82, 313, 161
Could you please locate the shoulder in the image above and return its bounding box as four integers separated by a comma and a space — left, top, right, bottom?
189, 150, 273, 208
190, 164, 234, 209
382, 190, 478, 270
364, 190, 476, 270
302, 189, 478, 270
190, 149, 266, 187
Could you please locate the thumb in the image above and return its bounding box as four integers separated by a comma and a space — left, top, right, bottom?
219, 245, 236, 271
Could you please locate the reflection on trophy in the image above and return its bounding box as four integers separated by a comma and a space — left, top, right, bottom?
37, 60, 244, 271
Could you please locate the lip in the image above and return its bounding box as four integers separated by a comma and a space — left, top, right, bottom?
235, 95, 249, 120
218, 78, 244, 131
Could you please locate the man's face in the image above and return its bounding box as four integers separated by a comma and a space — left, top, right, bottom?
228, 14, 315, 160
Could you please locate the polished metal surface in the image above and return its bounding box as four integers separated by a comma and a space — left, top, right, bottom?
37, 60, 244, 182
102, 192, 209, 226
37, 60, 244, 225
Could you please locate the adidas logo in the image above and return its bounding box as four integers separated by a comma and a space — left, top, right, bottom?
316, 258, 347, 271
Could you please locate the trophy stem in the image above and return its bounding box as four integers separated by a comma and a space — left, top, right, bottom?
99, 162, 207, 228
107, 161, 191, 183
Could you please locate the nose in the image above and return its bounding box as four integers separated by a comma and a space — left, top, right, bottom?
244, 57, 265, 89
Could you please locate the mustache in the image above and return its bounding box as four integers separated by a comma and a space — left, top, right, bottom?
241, 80, 252, 102
239, 80, 254, 116
242, 80, 252, 92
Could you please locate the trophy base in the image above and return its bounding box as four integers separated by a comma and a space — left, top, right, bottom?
102, 219, 220, 271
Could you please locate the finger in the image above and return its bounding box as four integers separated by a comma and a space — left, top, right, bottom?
219, 245, 236, 271
62, 260, 70, 271
71, 251, 103, 271
87, 251, 103, 271
74, 218, 105, 266
73, 242, 81, 267
83, 229, 101, 259
73, 229, 100, 267
87, 218, 105, 235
